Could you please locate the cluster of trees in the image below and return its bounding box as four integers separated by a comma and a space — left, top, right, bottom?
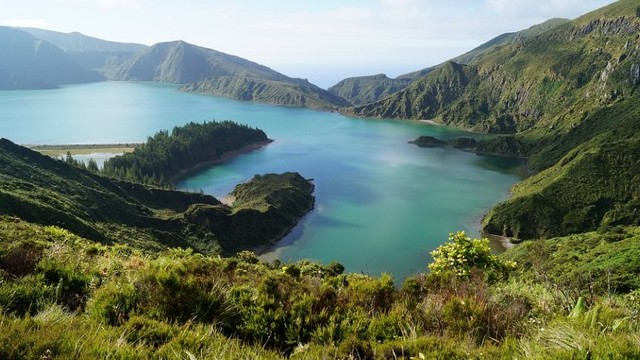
101, 121, 268, 187
63, 151, 99, 172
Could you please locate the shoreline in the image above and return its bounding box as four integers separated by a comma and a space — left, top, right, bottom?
170, 139, 274, 184
418, 119, 440, 126
484, 233, 515, 250
27, 143, 139, 157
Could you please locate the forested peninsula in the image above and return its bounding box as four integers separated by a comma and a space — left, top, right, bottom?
101, 120, 271, 187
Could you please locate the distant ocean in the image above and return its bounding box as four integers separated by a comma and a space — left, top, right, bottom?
274, 64, 422, 89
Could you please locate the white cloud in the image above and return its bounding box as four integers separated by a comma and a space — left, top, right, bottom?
98, 0, 142, 10
0, 18, 49, 28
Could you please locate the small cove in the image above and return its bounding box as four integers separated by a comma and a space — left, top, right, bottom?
0, 82, 523, 279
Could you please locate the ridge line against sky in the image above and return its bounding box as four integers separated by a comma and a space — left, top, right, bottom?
1, 0, 616, 87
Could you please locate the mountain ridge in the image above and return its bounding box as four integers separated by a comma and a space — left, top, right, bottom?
327, 18, 569, 107
18, 28, 147, 53
3, 28, 350, 109
109, 40, 350, 109
18, 27, 148, 73
0, 27, 105, 89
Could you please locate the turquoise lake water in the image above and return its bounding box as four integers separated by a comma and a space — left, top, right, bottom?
0, 82, 522, 279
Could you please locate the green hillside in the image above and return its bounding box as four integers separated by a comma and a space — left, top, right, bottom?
182, 76, 351, 110
349, 1, 640, 133
18, 27, 146, 53
327, 18, 568, 108
108, 40, 285, 84
350, 0, 640, 241
451, 18, 570, 65
0, 138, 314, 255
327, 73, 414, 106
0, 27, 105, 89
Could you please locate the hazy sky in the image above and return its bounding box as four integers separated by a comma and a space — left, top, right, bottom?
1, 0, 616, 87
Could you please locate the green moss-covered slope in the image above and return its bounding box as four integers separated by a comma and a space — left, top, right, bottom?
483, 94, 640, 240
484, 136, 640, 240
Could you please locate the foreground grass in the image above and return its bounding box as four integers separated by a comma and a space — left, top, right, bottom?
1, 217, 640, 359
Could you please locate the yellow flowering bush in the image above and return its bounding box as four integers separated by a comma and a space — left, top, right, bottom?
428, 231, 516, 279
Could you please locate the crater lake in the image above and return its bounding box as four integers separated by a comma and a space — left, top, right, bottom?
0, 82, 522, 278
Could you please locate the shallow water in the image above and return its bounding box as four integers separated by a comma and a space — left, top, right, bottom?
0, 82, 522, 279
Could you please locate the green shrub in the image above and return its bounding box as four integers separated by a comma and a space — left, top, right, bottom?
336, 335, 374, 359
375, 337, 469, 360
124, 316, 177, 348
443, 297, 484, 338
88, 280, 138, 326
133, 262, 238, 326
234, 250, 259, 264
345, 273, 395, 315
366, 312, 403, 341
326, 261, 345, 276
37, 258, 91, 311
0, 240, 46, 277
0, 274, 51, 316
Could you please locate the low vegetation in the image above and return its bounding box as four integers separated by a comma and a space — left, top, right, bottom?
1, 219, 639, 359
